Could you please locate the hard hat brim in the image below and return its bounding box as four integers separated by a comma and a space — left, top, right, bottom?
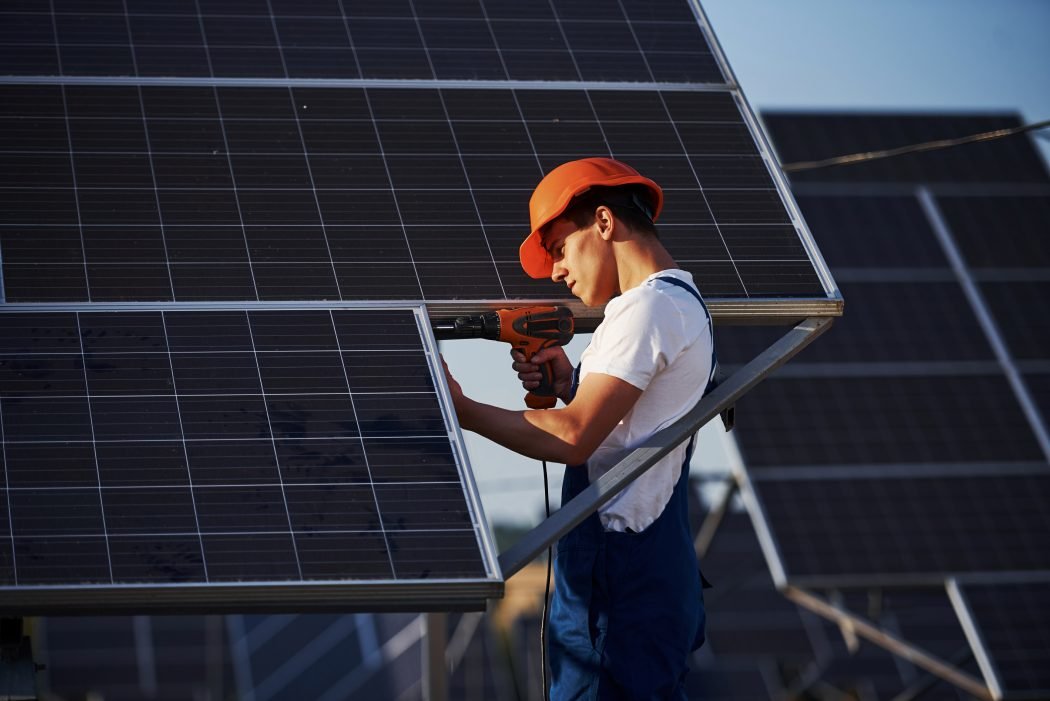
519, 229, 553, 279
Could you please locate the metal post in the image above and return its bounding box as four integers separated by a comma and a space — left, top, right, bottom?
499, 316, 834, 578
422, 612, 448, 701
694, 477, 736, 558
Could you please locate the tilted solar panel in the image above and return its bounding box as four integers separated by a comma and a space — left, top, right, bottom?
0, 84, 831, 319
750, 471, 1050, 587
0, 304, 501, 613
729, 113, 1050, 600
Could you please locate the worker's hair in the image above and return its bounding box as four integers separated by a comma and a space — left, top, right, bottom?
558, 185, 659, 238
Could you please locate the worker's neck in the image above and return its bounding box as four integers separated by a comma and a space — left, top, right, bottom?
614, 237, 678, 294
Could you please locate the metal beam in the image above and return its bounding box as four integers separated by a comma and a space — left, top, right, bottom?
694, 477, 736, 558
499, 316, 834, 578
784, 587, 992, 701
422, 612, 448, 701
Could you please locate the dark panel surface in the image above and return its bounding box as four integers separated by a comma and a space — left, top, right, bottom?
0, 0, 723, 83
753, 473, 1050, 582
980, 282, 1050, 361
0, 307, 495, 611
734, 375, 1042, 468
0, 84, 827, 304
958, 580, 1050, 698
937, 195, 1050, 270
717, 280, 993, 365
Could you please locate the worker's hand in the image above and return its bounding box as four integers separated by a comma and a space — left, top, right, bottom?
511, 346, 574, 404
440, 355, 466, 412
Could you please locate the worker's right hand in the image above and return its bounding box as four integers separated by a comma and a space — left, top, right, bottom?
511, 346, 574, 404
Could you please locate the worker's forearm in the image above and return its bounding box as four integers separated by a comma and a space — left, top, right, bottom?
456, 397, 586, 465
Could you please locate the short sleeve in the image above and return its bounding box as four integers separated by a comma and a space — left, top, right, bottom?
582, 290, 690, 391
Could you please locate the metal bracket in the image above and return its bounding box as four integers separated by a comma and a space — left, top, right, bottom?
498, 316, 834, 579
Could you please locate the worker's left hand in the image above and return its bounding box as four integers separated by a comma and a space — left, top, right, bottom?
440, 355, 466, 410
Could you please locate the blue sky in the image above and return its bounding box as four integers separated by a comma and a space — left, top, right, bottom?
445, 0, 1050, 527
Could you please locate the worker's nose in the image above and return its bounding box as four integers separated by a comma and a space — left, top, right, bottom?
551, 261, 566, 283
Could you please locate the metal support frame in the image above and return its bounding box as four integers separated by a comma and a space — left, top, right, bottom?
694, 477, 736, 558
423, 613, 448, 701
890, 648, 975, 701
498, 316, 834, 579
783, 587, 992, 701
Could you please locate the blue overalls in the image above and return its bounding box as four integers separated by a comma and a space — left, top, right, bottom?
549, 276, 717, 701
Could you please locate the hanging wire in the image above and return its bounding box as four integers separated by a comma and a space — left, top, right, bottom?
540, 460, 553, 701
781, 118, 1050, 173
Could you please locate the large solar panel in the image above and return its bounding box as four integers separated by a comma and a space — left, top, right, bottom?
722, 111, 1050, 699
0, 0, 840, 322
0, 305, 501, 613
0, 83, 831, 316
950, 578, 1050, 701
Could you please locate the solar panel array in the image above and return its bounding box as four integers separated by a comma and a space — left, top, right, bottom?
0, 0, 837, 615
717, 111, 1049, 699
722, 112, 1050, 588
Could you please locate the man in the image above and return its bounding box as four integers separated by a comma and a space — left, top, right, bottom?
444, 158, 715, 699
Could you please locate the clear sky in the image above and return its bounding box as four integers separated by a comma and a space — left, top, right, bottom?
444, 0, 1050, 528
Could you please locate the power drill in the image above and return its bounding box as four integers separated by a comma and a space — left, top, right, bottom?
435, 306, 574, 409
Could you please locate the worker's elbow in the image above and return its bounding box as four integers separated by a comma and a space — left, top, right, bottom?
559, 429, 598, 466
561, 445, 591, 466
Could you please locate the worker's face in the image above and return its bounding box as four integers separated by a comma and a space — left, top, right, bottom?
545, 208, 616, 307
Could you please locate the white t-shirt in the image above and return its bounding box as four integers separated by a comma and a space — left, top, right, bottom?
578, 269, 714, 533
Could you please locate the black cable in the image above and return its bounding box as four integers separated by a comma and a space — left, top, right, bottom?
781, 117, 1050, 173
540, 459, 552, 701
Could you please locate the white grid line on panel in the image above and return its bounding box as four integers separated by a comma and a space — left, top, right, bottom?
159, 310, 210, 581
329, 309, 397, 579
242, 310, 304, 580
73, 311, 114, 583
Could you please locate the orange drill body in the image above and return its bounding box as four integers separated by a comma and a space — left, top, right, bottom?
437, 306, 575, 408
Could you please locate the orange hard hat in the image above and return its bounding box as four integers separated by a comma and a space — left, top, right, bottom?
519, 158, 664, 279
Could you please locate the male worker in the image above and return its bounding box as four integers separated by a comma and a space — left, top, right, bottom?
444, 158, 716, 699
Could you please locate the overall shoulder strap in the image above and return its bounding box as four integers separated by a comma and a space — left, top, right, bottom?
655, 276, 719, 393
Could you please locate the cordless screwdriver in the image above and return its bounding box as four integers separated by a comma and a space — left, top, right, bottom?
435, 306, 574, 409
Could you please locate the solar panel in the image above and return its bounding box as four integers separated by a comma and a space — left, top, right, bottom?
0, 304, 501, 613
951, 578, 1050, 700
0, 83, 832, 316
750, 472, 1050, 587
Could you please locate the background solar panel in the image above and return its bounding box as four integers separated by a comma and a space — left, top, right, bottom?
953, 579, 1050, 700
723, 113, 1050, 590
0, 305, 500, 613
752, 473, 1050, 586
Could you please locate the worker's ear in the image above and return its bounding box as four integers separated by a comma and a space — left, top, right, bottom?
594, 205, 615, 241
